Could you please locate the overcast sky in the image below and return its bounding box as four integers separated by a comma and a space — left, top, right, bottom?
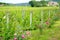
0, 0, 41, 4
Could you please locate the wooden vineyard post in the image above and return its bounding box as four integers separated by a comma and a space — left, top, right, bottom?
48, 10, 50, 27
40, 10, 44, 34
4, 11, 10, 40
41, 10, 43, 28
53, 10, 55, 19
30, 11, 33, 28
6, 11, 9, 29
22, 9, 25, 27
22, 9, 25, 26
48, 10, 50, 18
22, 9, 25, 21
48, 10, 51, 28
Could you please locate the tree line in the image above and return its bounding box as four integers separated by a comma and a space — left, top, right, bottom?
29, 1, 48, 7
29, 0, 59, 7
0, 2, 9, 6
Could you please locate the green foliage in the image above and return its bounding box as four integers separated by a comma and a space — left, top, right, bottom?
0, 2, 9, 6
29, 1, 48, 7
0, 6, 59, 40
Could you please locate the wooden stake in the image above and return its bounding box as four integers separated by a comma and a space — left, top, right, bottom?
30, 11, 33, 27
6, 11, 9, 29
22, 9, 25, 21
41, 10, 43, 27
48, 10, 50, 18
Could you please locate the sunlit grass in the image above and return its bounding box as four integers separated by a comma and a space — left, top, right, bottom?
0, 6, 60, 40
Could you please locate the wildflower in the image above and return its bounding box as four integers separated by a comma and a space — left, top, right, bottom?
14, 33, 17, 36
48, 18, 51, 21
22, 34, 25, 39
46, 21, 49, 25
26, 31, 30, 35
14, 38, 17, 40
26, 31, 31, 37
3, 16, 6, 19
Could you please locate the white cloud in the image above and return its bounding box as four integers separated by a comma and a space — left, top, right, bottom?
36, 0, 41, 1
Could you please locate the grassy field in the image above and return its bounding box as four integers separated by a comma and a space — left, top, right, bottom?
0, 6, 60, 40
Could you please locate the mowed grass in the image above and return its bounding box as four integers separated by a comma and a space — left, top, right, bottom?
0, 6, 60, 40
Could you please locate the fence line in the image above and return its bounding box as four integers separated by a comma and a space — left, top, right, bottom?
0, 9, 59, 40
4, 9, 59, 30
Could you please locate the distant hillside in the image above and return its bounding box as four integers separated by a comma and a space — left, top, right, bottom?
0, 2, 30, 6
52, 0, 60, 5
0, 2, 13, 6
0, 2, 9, 5
52, 0, 60, 2
14, 3, 30, 6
